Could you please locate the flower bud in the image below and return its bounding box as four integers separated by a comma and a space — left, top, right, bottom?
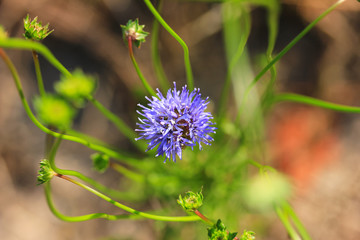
121, 19, 149, 48
23, 14, 53, 41
55, 69, 96, 107
91, 153, 110, 173
240, 230, 255, 240
177, 190, 203, 212
37, 159, 56, 185
33, 94, 76, 129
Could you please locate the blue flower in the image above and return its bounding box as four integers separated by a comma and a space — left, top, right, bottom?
136, 83, 216, 162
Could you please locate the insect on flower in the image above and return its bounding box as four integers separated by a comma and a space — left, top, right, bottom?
136, 83, 216, 162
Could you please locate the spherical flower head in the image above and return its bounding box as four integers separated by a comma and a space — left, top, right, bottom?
23, 14, 53, 41
136, 83, 216, 162
55, 69, 97, 107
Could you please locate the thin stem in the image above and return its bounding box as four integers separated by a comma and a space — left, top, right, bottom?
57, 174, 200, 222
128, 36, 157, 96
284, 202, 312, 240
275, 205, 301, 240
0, 48, 142, 167
236, 0, 346, 122
151, 0, 170, 91
273, 93, 360, 113
143, 0, 194, 90
44, 182, 140, 222
0, 38, 71, 77
32, 50, 46, 96
194, 209, 214, 226
46, 136, 143, 201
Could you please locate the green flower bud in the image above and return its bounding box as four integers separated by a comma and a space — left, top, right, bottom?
23, 14, 53, 41
240, 230, 255, 240
0, 25, 8, 39
55, 69, 96, 107
37, 159, 56, 185
91, 153, 110, 173
33, 94, 76, 129
177, 189, 203, 212
207, 219, 237, 240
121, 19, 149, 48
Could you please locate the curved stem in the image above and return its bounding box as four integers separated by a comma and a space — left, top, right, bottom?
236, 0, 346, 122
151, 0, 170, 91
57, 174, 200, 222
128, 37, 157, 96
143, 0, 194, 90
0, 48, 142, 167
273, 93, 360, 113
44, 182, 140, 222
32, 50, 46, 96
46, 136, 143, 201
0, 38, 71, 77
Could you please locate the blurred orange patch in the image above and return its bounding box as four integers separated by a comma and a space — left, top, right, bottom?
267, 105, 340, 193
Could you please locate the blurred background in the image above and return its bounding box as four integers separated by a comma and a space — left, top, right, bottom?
0, 0, 360, 239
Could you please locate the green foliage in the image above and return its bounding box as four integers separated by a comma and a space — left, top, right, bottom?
55, 69, 97, 107
37, 159, 56, 185
177, 189, 203, 212
23, 14, 53, 41
121, 19, 149, 48
91, 153, 110, 173
0, 0, 351, 239
33, 94, 76, 129
207, 219, 237, 240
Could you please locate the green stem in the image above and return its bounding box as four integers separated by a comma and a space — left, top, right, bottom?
194, 210, 214, 226
87, 95, 145, 150
32, 50, 46, 96
0, 48, 142, 167
0, 38, 71, 77
275, 205, 301, 240
151, 0, 170, 91
273, 93, 360, 113
283, 202, 312, 240
57, 174, 200, 222
236, 0, 345, 122
44, 182, 140, 222
46, 136, 143, 201
143, 0, 194, 90
110, 162, 145, 183
128, 36, 157, 96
